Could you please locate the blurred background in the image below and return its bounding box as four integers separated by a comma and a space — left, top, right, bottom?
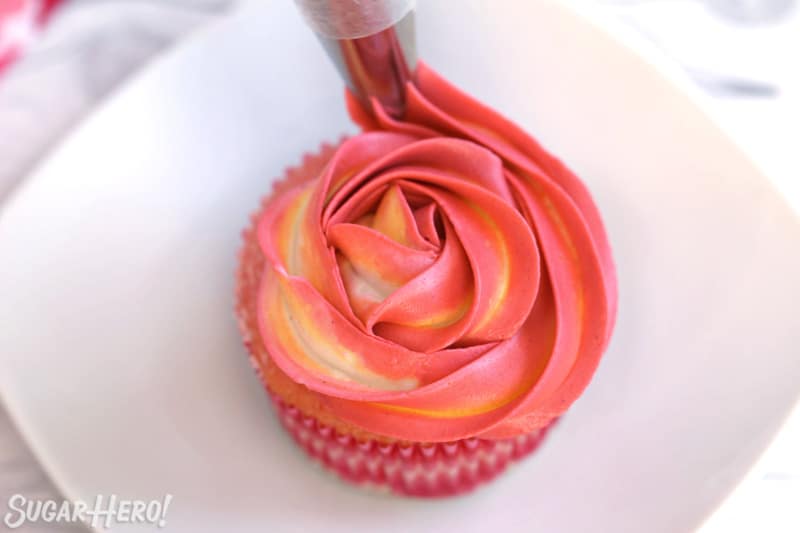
0, 0, 798, 531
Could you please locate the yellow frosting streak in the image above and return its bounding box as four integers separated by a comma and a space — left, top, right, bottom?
399, 294, 472, 328
338, 256, 398, 303
467, 201, 510, 333
539, 194, 579, 261
324, 168, 357, 204
526, 180, 585, 323
366, 384, 529, 419
278, 187, 313, 276
371, 185, 412, 246
276, 276, 418, 391
267, 276, 330, 377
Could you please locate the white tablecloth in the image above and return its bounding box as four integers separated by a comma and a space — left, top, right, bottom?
1, 1, 798, 531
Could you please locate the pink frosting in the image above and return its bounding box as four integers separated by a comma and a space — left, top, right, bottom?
255, 62, 617, 442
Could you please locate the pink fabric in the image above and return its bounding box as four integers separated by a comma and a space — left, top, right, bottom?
0, 0, 61, 75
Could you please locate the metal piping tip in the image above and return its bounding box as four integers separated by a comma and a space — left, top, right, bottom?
295, 0, 417, 118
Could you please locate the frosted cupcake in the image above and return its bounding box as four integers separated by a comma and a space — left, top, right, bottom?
235, 62, 617, 497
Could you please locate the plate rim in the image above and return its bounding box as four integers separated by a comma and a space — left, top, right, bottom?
0, 1, 798, 531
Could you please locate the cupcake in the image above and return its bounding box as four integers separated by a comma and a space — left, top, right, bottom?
235, 62, 617, 497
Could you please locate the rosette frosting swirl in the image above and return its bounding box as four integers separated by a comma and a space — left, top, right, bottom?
256, 62, 617, 442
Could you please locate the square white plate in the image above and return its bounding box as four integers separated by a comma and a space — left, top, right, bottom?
1, 1, 799, 531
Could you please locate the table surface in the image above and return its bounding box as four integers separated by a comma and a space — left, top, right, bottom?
0, 1, 798, 531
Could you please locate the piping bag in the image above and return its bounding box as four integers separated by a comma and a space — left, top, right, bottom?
294, 0, 416, 118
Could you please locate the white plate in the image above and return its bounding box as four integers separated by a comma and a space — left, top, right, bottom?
2, 1, 799, 532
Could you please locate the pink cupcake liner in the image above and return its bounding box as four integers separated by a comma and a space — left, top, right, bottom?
269, 392, 554, 497
236, 140, 556, 498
